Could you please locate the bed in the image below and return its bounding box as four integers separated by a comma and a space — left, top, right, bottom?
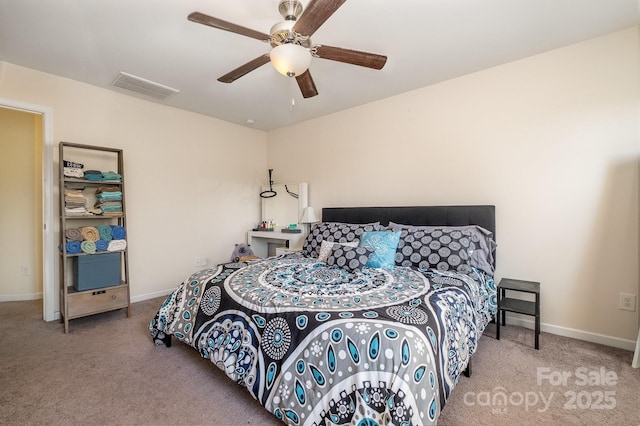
149, 205, 497, 425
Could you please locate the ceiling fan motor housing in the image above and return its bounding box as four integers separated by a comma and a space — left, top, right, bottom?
270, 20, 311, 48
271, 0, 311, 48
278, 0, 303, 20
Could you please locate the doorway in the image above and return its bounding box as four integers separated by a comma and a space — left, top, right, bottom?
0, 98, 55, 321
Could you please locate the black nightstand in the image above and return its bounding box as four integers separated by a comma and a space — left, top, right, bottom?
496, 278, 540, 349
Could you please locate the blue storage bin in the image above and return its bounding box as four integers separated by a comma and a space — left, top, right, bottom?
74, 253, 121, 291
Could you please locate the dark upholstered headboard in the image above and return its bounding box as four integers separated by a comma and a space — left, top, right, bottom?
321, 205, 496, 241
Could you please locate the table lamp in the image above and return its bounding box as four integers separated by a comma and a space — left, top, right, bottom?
299, 206, 319, 235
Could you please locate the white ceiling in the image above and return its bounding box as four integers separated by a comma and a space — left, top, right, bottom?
0, 0, 637, 131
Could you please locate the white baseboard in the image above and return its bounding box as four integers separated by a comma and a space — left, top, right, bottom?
504, 316, 637, 352
0, 292, 42, 302
130, 289, 174, 303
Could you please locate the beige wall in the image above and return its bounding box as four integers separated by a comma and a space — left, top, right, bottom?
0, 27, 637, 347
267, 27, 640, 344
0, 108, 42, 299
0, 62, 268, 306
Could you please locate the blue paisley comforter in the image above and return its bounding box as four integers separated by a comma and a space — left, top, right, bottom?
149, 253, 496, 425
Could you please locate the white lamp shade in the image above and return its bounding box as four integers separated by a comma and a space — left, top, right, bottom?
299, 206, 319, 224
270, 43, 312, 77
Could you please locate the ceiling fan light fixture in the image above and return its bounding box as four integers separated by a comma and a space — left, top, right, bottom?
270, 43, 311, 77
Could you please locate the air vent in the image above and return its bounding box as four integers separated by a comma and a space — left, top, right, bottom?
112, 72, 180, 100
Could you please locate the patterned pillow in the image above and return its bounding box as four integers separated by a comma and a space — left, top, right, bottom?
359, 231, 401, 270
387, 222, 496, 275
317, 240, 359, 263
302, 222, 382, 258
326, 244, 374, 272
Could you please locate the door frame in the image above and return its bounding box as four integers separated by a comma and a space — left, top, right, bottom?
0, 98, 55, 321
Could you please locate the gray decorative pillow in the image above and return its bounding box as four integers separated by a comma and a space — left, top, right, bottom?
302, 222, 382, 258
386, 222, 496, 275
326, 244, 374, 272
317, 240, 359, 263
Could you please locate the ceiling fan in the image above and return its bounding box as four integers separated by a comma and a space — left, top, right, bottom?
188, 0, 387, 99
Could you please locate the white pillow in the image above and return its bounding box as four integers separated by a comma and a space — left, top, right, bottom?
317, 240, 359, 263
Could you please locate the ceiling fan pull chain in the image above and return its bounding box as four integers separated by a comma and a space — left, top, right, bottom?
290, 78, 297, 110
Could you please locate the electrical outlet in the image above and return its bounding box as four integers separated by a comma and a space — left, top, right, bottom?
21, 265, 32, 276
619, 293, 636, 312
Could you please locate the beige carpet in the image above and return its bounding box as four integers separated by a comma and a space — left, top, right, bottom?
1, 297, 638, 425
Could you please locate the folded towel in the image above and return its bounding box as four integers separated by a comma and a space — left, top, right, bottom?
65, 228, 83, 242
63, 167, 84, 178
98, 203, 122, 213
80, 240, 96, 254
111, 225, 126, 240
65, 207, 90, 216
101, 171, 122, 181
96, 192, 122, 201
96, 185, 120, 194
84, 173, 103, 181
96, 225, 113, 241
65, 241, 82, 254
64, 201, 86, 208
80, 226, 99, 242
95, 239, 109, 252
107, 239, 127, 252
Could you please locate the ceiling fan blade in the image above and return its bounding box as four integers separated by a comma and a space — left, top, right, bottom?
217, 54, 271, 83
315, 45, 387, 70
296, 70, 318, 98
188, 12, 270, 42
293, 0, 346, 36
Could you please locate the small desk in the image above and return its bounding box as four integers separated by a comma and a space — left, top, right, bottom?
247, 229, 306, 258
497, 278, 541, 349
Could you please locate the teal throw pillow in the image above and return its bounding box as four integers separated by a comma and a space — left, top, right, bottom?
359, 231, 401, 270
